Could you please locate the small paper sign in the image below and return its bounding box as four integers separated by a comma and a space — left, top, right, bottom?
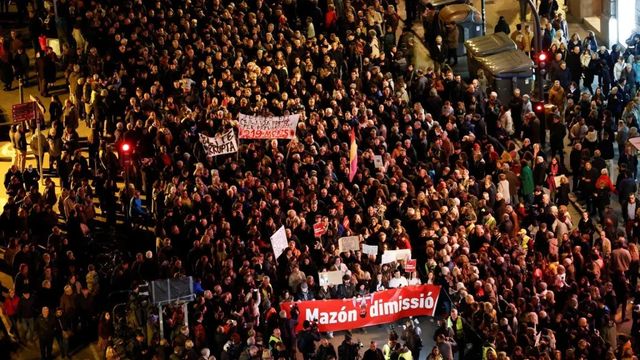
338, 236, 360, 253
314, 222, 326, 238
553, 176, 562, 188
319, 270, 344, 286
374, 155, 384, 169
362, 244, 378, 256
405, 259, 417, 272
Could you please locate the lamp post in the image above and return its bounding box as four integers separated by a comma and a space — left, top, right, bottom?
524, 0, 544, 98
481, 0, 486, 35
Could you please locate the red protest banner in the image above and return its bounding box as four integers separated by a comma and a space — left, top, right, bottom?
280, 284, 440, 332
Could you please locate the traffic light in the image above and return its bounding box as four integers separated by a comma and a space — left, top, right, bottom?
120, 142, 133, 166
533, 101, 545, 119
536, 52, 548, 76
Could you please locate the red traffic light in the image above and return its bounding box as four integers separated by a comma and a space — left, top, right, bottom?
535, 104, 544, 111
538, 53, 547, 62
121, 143, 131, 152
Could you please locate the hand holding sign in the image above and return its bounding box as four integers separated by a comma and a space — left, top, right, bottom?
338, 236, 360, 253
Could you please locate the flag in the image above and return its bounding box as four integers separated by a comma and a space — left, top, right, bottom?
349, 127, 357, 182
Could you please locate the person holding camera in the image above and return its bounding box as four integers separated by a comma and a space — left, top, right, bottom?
297, 320, 321, 360
338, 332, 361, 360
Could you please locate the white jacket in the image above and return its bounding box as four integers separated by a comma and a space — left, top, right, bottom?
500, 110, 514, 135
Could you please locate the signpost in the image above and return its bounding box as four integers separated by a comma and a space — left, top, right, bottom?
11, 102, 35, 123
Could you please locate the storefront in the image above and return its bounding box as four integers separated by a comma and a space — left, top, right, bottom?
599, 0, 638, 47
569, 0, 638, 47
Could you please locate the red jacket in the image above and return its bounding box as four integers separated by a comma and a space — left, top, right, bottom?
3, 295, 19, 317
595, 174, 615, 192
325, 10, 337, 31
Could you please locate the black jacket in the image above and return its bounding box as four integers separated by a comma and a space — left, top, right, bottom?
36, 314, 55, 340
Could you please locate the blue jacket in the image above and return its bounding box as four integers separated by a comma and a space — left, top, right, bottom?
633, 61, 640, 83
129, 197, 147, 217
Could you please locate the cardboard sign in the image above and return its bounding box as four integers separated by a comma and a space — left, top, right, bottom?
314, 222, 326, 238
405, 259, 417, 272
318, 270, 344, 286
383, 249, 412, 262
270, 226, 288, 263
362, 244, 378, 256
338, 236, 360, 253
381, 252, 396, 265
374, 155, 384, 169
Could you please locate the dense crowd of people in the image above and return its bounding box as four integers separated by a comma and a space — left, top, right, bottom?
1, 0, 640, 359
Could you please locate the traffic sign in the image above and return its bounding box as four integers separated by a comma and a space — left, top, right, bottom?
11, 102, 36, 123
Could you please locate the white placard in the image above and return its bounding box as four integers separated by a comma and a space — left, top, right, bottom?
381, 252, 396, 265
374, 155, 384, 169
270, 226, 288, 263
199, 129, 238, 157
338, 236, 360, 253
318, 270, 344, 286
383, 249, 412, 262
362, 244, 378, 256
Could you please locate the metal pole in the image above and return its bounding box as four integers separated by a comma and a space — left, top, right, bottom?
53, 0, 58, 22
481, 0, 486, 35
37, 115, 43, 185
525, 0, 544, 98
182, 302, 189, 329
19, 78, 23, 104
158, 304, 164, 340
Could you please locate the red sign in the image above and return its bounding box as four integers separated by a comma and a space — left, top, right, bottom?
280, 284, 440, 332
12, 102, 36, 123
313, 222, 326, 238
238, 113, 300, 139
238, 128, 296, 139
405, 259, 417, 272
